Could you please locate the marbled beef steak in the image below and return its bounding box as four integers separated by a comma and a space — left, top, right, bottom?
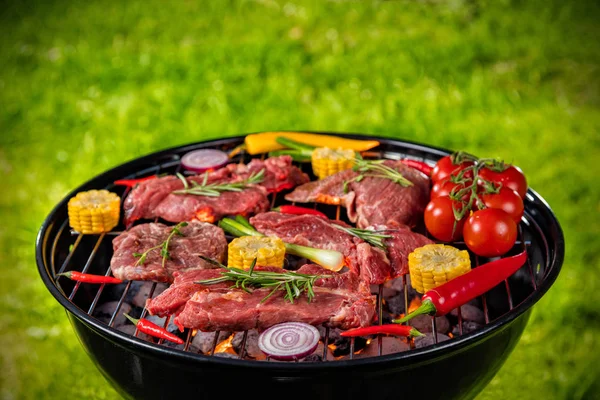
110, 221, 227, 283
285, 160, 430, 229
173, 264, 376, 332
249, 212, 392, 284
123, 155, 308, 225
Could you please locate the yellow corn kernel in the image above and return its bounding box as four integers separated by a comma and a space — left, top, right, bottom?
227, 236, 286, 269
311, 147, 355, 179
408, 244, 471, 294
68, 190, 121, 234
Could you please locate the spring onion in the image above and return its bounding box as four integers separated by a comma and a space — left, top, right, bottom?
219, 216, 345, 272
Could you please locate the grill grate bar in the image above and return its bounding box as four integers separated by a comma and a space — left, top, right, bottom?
68, 233, 106, 301
47, 139, 548, 363
54, 233, 83, 277
50, 220, 70, 276
109, 280, 133, 327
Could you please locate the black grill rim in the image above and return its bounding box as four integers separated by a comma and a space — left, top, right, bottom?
35, 131, 565, 370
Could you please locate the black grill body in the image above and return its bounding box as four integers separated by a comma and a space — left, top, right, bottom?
36, 133, 564, 400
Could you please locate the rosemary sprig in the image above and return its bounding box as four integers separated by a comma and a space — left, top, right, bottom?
172, 169, 265, 197
133, 222, 188, 269
343, 157, 413, 193
197, 257, 330, 304
331, 224, 392, 250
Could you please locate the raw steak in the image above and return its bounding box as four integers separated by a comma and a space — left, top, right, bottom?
249, 212, 392, 284
110, 221, 227, 283
285, 160, 430, 229
173, 264, 376, 332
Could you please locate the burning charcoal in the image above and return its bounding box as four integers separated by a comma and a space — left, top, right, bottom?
410, 314, 450, 334
300, 353, 323, 362
127, 282, 168, 308
414, 333, 451, 349
385, 276, 418, 298
450, 304, 485, 324
232, 330, 264, 359
385, 294, 407, 315
94, 301, 131, 327
328, 335, 368, 357
191, 330, 231, 355
354, 337, 410, 359
452, 321, 484, 336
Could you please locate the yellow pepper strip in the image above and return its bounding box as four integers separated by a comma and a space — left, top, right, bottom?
227, 236, 286, 269
68, 190, 121, 234
244, 132, 380, 155
311, 147, 356, 179
408, 244, 471, 294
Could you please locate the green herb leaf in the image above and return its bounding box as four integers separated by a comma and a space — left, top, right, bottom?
172, 169, 265, 197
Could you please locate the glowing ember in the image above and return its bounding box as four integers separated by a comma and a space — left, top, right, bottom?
408, 297, 422, 313
214, 334, 237, 354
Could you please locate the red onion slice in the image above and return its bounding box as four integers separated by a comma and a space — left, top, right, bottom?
258, 322, 320, 361
181, 149, 229, 173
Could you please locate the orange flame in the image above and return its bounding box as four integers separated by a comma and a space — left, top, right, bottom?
214, 334, 237, 354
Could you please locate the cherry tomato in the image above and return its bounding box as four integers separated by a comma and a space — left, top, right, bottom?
431, 155, 474, 184
463, 208, 517, 257
479, 164, 528, 199
431, 178, 473, 201
481, 187, 524, 224
424, 196, 468, 242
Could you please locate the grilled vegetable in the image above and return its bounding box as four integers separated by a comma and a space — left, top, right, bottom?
408, 244, 471, 294
67, 190, 121, 234
273, 205, 327, 219
311, 147, 356, 179
114, 175, 158, 187
258, 322, 320, 361
340, 324, 423, 338
244, 131, 380, 155
400, 159, 433, 177
219, 217, 344, 272
123, 313, 184, 344
57, 271, 123, 284
181, 149, 229, 173
395, 251, 527, 323
198, 257, 328, 303
228, 236, 286, 269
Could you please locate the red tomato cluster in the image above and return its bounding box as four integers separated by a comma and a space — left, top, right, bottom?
424, 154, 527, 257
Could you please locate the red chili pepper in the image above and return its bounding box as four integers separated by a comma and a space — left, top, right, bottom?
57, 271, 123, 284
394, 251, 528, 323
114, 175, 158, 187
400, 159, 433, 177
341, 324, 423, 338
273, 205, 327, 219
123, 313, 184, 344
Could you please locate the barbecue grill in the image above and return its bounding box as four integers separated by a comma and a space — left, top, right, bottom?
36, 132, 564, 400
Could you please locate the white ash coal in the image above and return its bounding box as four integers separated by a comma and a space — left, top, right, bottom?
192, 331, 232, 355
232, 330, 263, 359
414, 333, 451, 348
353, 337, 410, 359
93, 301, 132, 327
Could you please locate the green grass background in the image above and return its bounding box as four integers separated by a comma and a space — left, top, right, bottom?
1, 0, 599, 399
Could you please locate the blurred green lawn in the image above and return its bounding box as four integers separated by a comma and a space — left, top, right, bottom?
1, 0, 599, 399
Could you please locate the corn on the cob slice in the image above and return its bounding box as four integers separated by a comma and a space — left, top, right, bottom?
227, 236, 286, 269
311, 147, 355, 179
68, 190, 121, 234
408, 244, 471, 294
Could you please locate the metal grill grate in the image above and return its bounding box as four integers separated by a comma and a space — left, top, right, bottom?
45, 136, 548, 362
